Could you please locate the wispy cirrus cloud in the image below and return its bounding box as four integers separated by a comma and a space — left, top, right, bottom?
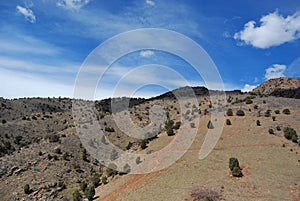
234, 10, 300, 48
16, 5, 36, 23
56, 0, 91, 10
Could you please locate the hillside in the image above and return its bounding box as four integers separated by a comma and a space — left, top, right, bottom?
0, 85, 299, 201
253, 77, 300, 98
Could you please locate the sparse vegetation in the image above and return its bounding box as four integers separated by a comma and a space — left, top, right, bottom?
72, 190, 82, 201
226, 119, 231, 125
264, 109, 271, 117
269, 128, 274, 135
256, 120, 261, 126
236, 110, 245, 116
24, 184, 30, 194
283, 127, 298, 143
207, 120, 214, 129
84, 185, 95, 201
226, 108, 233, 116
229, 157, 243, 177
282, 108, 291, 115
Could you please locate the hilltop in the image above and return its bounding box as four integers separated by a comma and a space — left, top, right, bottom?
253, 77, 300, 98
0, 82, 299, 201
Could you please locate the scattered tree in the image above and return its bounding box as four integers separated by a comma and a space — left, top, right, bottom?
207, 120, 214, 129
24, 184, 30, 194
256, 120, 261, 126
101, 176, 108, 185
91, 173, 101, 187
236, 110, 245, 116
229, 157, 243, 177
283, 108, 291, 115
283, 127, 298, 143
232, 166, 243, 177
84, 185, 95, 201
226, 119, 231, 125
72, 190, 82, 201
226, 108, 233, 116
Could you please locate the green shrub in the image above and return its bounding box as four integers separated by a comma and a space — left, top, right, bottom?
232, 166, 243, 177
92, 173, 100, 187
126, 142, 133, 150
274, 110, 280, 114
2, 119, 6, 124
105, 127, 115, 132
101, 176, 108, 185
236, 110, 245, 116
272, 116, 276, 121
72, 190, 82, 201
166, 127, 174, 136
264, 109, 271, 117
283, 127, 298, 142
245, 99, 253, 104
256, 120, 261, 126
48, 134, 60, 143
226, 119, 231, 125
276, 126, 281, 131
84, 185, 95, 201
282, 108, 291, 115
253, 105, 258, 109
55, 148, 62, 154
226, 108, 233, 116
229, 157, 239, 171
24, 184, 30, 194
173, 121, 181, 130
82, 149, 88, 162
140, 139, 148, 149
268, 128, 274, 135
207, 120, 214, 129
14, 135, 23, 145
80, 181, 87, 192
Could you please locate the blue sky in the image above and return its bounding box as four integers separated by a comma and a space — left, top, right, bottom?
0, 0, 300, 99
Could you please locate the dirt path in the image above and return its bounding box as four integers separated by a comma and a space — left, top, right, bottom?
97, 171, 162, 201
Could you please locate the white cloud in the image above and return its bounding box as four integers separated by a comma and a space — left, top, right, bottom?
16, 5, 36, 23
56, 0, 91, 10
140, 50, 154, 57
234, 11, 300, 48
265, 64, 286, 80
145, 0, 155, 6
241, 84, 257, 92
